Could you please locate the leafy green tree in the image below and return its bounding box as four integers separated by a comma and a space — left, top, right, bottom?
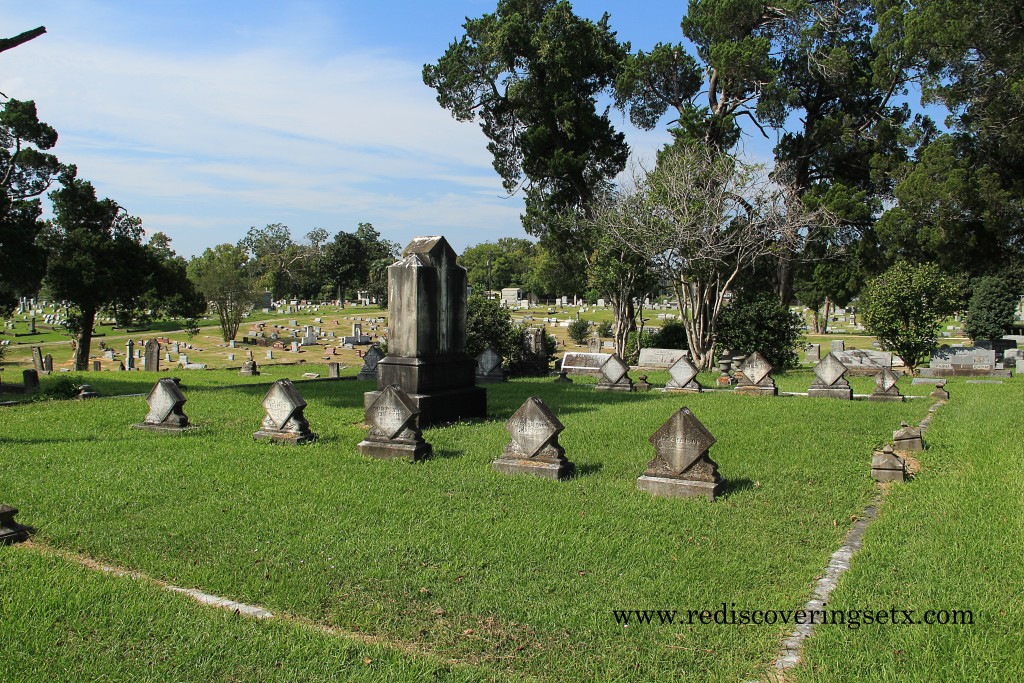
354, 223, 399, 305
319, 231, 366, 302
460, 238, 535, 294
238, 223, 310, 298
963, 276, 1018, 342
0, 98, 61, 314
860, 262, 961, 372
465, 294, 522, 364
187, 244, 257, 342
714, 293, 804, 370
44, 167, 178, 369
423, 0, 628, 254
566, 318, 590, 345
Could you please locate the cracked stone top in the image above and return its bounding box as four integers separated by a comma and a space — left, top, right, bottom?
505, 396, 563, 458
740, 352, 772, 385
875, 368, 900, 392
600, 354, 629, 384
477, 347, 501, 375
261, 380, 306, 429
648, 407, 716, 474
814, 353, 849, 386
668, 355, 699, 386
366, 384, 418, 439
145, 379, 185, 423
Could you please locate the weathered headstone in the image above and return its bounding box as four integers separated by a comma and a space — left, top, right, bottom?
511, 327, 549, 376
868, 368, 904, 402
871, 445, 905, 482
561, 352, 611, 375
808, 352, 853, 399
30, 346, 43, 372
239, 359, 260, 376
22, 369, 39, 393
28, 317, 35, 334
586, 337, 601, 353
357, 345, 384, 382
492, 397, 574, 480
357, 384, 431, 461
144, 339, 160, 372
734, 352, 777, 396
664, 355, 702, 393
922, 347, 1006, 377
595, 353, 634, 392
804, 343, 821, 364
125, 339, 135, 370
637, 407, 722, 500
830, 340, 845, 353
366, 236, 486, 426
0, 505, 30, 544
892, 421, 924, 452
133, 379, 191, 432
92, 360, 102, 372
475, 346, 505, 384
636, 348, 689, 368
254, 380, 316, 444
327, 361, 341, 378
42, 354, 53, 373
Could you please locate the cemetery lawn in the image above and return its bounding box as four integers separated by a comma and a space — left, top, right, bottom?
1, 373, 999, 681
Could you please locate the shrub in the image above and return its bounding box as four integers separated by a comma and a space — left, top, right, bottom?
651, 319, 688, 350
596, 320, 613, 338
964, 275, 1017, 341
624, 328, 660, 364
567, 319, 591, 345
714, 293, 803, 370
466, 294, 521, 364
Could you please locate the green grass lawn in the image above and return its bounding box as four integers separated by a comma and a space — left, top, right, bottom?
0, 373, 1017, 680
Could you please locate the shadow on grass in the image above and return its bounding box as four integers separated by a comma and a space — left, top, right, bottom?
574, 462, 603, 477
430, 448, 465, 460
720, 478, 756, 497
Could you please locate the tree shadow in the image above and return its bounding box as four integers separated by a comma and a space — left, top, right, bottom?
573, 462, 603, 478
720, 478, 755, 497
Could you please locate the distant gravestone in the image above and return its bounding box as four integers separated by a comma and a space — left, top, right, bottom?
664, 355, 702, 393
239, 359, 260, 376
133, 379, 191, 432
42, 354, 53, 373
30, 346, 43, 372
871, 445, 905, 482
804, 343, 820, 364
561, 352, 610, 375
475, 346, 505, 384
125, 339, 135, 370
637, 348, 689, 368
830, 340, 845, 353
893, 421, 924, 452
869, 369, 903, 402
808, 352, 853, 399
144, 339, 160, 372
22, 369, 39, 392
327, 362, 341, 378
0, 504, 31, 544
637, 407, 722, 500
254, 380, 316, 444
492, 396, 574, 480
357, 345, 384, 382
512, 327, 549, 376
357, 384, 431, 461
595, 354, 634, 392
922, 347, 1007, 377
586, 337, 601, 353
92, 360, 101, 372
735, 352, 777, 396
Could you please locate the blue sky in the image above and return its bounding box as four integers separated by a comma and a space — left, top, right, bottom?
0, 1, 779, 258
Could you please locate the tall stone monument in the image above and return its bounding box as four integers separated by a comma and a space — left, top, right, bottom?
637, 407, 722, 500
808, 352, 853, 399
365, 236, 486, 426
492, 396, 574, 480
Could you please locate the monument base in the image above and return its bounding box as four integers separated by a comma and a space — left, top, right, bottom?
595, 379, 634, 392
868, 392, 904, 402
364, 385, 487, 428
734, 384, 777, 396
0, 505, 31, 544
132, 423, 196, 433
475, 372, 506, 384
871, 467, 905, 482
664, 382, 702, 393
253, 429, 316, 445
357, 438, 431, 462
492, 457, 574, 481
807, 386, 853, 400
356, 371, 377, 381
636, 475, 721, 501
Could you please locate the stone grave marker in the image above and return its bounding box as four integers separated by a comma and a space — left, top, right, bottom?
871, 445, 905, 482
22, 369, 39, 392
808, 352, 853, 399
868, 368, 903, 402
327, 362, 341, 378
636, 348, 689, 368
561, 352, 611, 375
664, 355, 702, 393
930, 382, 950, 400
0, 504, 31, 544
92, 360, 101, 371
357, 384, 431, 461
637, 407, 722, 500
144, 339, 160, 372
735, 352, 777, 396
893, 421, 924, 452
30, 346, 43, 372
475, 347, 505, 384
357, 345, 384, 381
595, 353, 634, 392
42, 354, 53, 373
804, 343, 820, 364
586, 337, 601, 353
125, 340, 135, 370
133, 379, 191, 432
239, 358, 260, 376
492, 396, 574, 480
254, 380, 316, 444
830, 340, 845, 353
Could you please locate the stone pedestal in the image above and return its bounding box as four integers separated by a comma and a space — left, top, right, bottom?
868, 368, 904, 402
254, 380, 316, 444
0, 505, 30, 544
930, 383, 949, 400
492, 396, 574, 480
808, 352, 853, 399
893, 421, 924, 452
595, 354, 634, 392
734, 352, 777, 396
871, 445, 905, 482
553, 370, 572, 383
358, 384, 432, 461
133, 379, 191, 432
637, 407, 722, 501
366, 237, 486, 426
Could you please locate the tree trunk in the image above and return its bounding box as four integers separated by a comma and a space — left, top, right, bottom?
74, 307, 95, 371
777, 254, 793, 306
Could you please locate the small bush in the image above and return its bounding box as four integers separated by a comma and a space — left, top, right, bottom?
715, 293, 803, 370
567, 319, 591, 345
964, 275, 1016, 341
596, 320, 613, 338
466, 295, 521, 364
650, 319, 688, 350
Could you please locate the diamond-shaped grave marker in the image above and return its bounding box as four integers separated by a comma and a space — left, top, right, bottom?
740, 352, 771, 386
254, 379, 315, 444
601, 354, 628, 383
638, 407, 722, 500
358, 384, 431, 461
813, 352, 849, 387
666, 355, 701, 391
477, 347, 502, 375
134, 379, 190, 432
493, 397, 573, 480
876, 368, 899, 393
